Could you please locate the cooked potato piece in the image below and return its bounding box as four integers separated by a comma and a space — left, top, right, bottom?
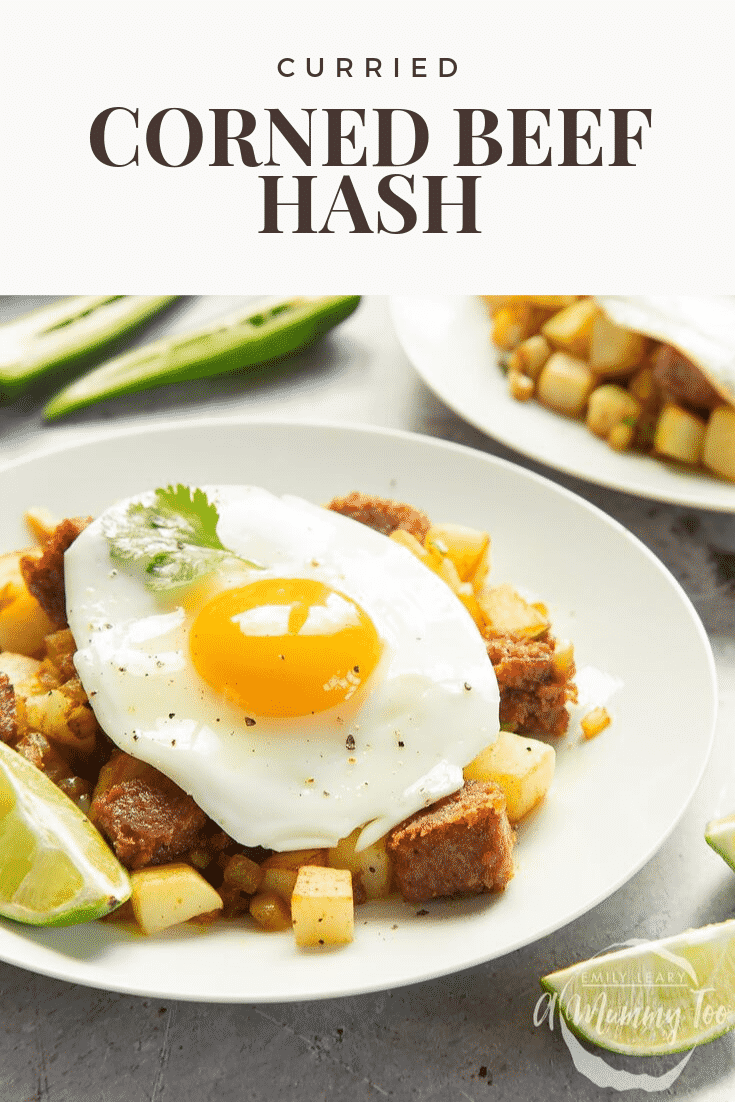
536, 352, 596, 417
0, 552, 56, 656
492, 304, 541, 351
478, 583, 550, 639
654, 404, 706, 465
22, 688, 96, 754
508, 334, 551, 382
702, 405, 735, 482
291, 865, 354, 947
463, 730, 556, 822
586, 384, 642, 439
328, 829, 392, 901
552, 639, 575, 679
0, 652, 42, 686
541, 298, 600, 359
589, 314, 650, 377
425, 523, 490, 583
130, 864, 223, 935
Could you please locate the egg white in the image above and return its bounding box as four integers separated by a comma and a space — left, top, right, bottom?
65, 486, 500, 851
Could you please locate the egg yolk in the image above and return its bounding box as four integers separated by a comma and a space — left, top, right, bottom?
189, 578, 382, 718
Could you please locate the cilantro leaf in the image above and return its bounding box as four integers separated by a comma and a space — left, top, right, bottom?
102, 484, 260, 591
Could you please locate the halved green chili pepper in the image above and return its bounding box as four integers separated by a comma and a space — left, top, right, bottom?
43, 296, 361, 421
0, 296, 178, 400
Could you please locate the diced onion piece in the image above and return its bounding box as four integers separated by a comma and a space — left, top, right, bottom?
250, 891, 293, 931
581, 706, 611, 740
536, 352, 596, 418
654, 404, 706, 465
702, 405, 735, 482
424, 523, 490, 583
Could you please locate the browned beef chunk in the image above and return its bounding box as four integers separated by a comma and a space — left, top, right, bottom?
487, 634, 576, 736
90, 755, 208, 870
651, 344, 722, 412
387, 781, 514, 903
327, 492, 431, 541
20, 518, 91, 628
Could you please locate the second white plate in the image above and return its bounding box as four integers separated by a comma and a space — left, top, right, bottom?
391, 295, 735, 512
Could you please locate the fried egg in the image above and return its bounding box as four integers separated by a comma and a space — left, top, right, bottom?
65, 486, 499, 851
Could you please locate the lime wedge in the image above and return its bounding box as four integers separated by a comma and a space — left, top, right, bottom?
0, 741, 130, 926
705, 813, 735, 872
541, 921, 735, 1055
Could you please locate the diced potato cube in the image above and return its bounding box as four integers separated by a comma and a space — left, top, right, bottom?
703, 405, 735, 482
130, 864, 223, 935
0, 652, 42, 686
424, 523, 490, 582
249, 891, 292, 931
541, 298, 600, 359
478, 583, 550, 639
0, 552, 56, 657
469, 542, 492, 592
581, 706, 611, 740
536, 352, 596, 418
291, 866, 354, 947
328, 829, 392, 901
492, 304, 541, 351
463, 730, 556, 822
654, 404, 706, 465
589, 314, 650, 377
586, 384, 642, 439
508, 334, 551, 382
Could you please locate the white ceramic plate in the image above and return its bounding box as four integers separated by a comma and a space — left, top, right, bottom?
0, 418, 717, 1002
390, 295, 735, 512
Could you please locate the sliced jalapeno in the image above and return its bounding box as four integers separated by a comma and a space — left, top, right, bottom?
0, 296, 178, 399
43, 295, 361, 420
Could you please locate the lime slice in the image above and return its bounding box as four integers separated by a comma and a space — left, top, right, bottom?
0, 741, 130, 926
705, 813, 735, 872
541, 921, 735, 1055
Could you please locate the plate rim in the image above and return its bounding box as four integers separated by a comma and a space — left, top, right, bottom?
0, 414, 719, 1002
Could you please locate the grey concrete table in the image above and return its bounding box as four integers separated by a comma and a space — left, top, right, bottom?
0, 297, 733, 1101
